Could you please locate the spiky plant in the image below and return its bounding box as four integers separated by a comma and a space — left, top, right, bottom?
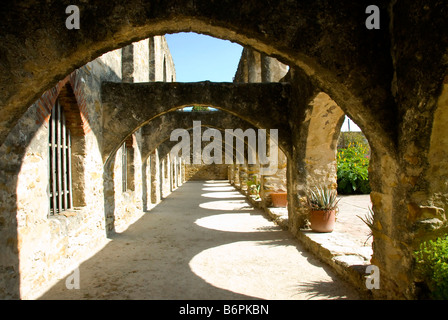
357, 207, 375, 245
306, 186, 340, 211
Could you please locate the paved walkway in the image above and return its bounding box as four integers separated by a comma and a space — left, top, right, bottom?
260, 191, 373, 292
39, 180, 362, 300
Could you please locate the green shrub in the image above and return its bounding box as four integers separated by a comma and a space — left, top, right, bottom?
414, 236, 448, 299
191, 105, 210, 111
337, 142, 371, 194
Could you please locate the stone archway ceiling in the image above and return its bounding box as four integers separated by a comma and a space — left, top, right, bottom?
101, 81, 292, 164
139, 110, 262, 162
0, 0, 409, 152
155, 129, 252, 165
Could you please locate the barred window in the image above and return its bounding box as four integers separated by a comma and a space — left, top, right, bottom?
49, 100, 73, 215
121, 135, 135, 193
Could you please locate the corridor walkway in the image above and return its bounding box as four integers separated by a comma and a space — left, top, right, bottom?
39, 180, 361, 300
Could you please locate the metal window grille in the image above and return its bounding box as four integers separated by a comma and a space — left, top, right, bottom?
49, 100, 73, 215
122, 142, 127, 192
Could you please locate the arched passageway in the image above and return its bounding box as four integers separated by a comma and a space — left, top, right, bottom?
100, 81, 292, 164
1, 1, 448, 300
1, 1, 398, 155
38, 179, 362, 300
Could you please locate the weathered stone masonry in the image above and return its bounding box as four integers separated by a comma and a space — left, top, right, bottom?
0, 0, 447, 300
0, 36, 177, 299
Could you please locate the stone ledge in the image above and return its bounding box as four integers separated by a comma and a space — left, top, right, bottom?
294, 229, 374, 299
239, 186, 374, 298
265, 207, 289, 230
263, 203, 374, 298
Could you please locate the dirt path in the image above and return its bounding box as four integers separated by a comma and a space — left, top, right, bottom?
39, 180, 361, 300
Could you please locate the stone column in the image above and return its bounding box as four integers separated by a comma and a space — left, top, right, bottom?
228, 165, 235, 185
261, 149, 287, 208
182, 158, 187, 183
141, 158, 149, 211
247, 50, 261, 83
148, 37, 156, 82
161, 153, 171, 198
173, 156, 178, 189
261, 54, 289, 82
177, 157, 181, 186
234, 49, 249, 83
121, 44, 134, 83
286, 68, 332, 234
238, 164, 249, 192
146, 156, 151, 209
233, 164, 240, 188
246, 162, 260, 197
150, 149, 160, 204
103, 158, 116, 234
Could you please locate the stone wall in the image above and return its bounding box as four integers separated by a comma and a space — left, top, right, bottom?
0, 36, 177, 299
185, 164, 228, 181
0, 55, 114, 300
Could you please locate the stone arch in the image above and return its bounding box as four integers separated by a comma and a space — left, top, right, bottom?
2, 1, 447, 300
139, 111, 261, 162
103, 132, 144, 234
303, 92, 346, 190
287, 89, 346, 231
0, 1, 396, 157
144, 125, 256, 166
57, 82, 89, 207
100, 82, 292, 165
134, 110, 270, 210
103, 113, 260, 232
0, 73, 89, 298
153, 126, 258, 193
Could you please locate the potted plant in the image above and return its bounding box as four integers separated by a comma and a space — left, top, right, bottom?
305, 186, 340, 233
270, 188, 288, 207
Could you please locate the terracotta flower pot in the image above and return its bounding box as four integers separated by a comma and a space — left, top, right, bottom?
309, 209, 336, 233
271, 192, 287, 207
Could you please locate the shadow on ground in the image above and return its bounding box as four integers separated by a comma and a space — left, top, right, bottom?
39, 180, 361, 300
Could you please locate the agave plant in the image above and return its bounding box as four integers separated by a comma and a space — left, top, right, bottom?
357, 207, 375, 245
306, 186, 340, 211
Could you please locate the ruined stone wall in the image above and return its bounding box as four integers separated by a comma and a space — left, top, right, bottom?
153, 36, 176, 82
123, 35, 176, 83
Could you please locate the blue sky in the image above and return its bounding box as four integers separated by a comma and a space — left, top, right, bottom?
165, 32, 359, 131
165, 32, 243, 82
